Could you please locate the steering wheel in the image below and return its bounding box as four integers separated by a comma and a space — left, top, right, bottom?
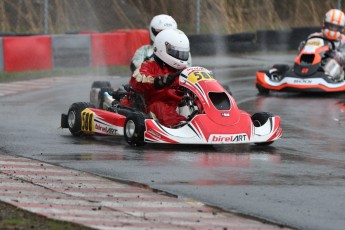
165, 69, 185, 101
306, 35, 335, 50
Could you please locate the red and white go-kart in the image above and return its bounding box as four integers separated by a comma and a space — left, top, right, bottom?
61, 66, 282, 146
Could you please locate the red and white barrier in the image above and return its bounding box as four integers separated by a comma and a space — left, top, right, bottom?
1, 30, 150, 73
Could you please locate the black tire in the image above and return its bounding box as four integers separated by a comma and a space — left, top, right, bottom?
61, 113, 69, 128
255, 141, 274, 146
124, 112, 146, 146
272, 64, 290, 74
67, 102, 95, 136
222, 84, 232, 95
256, 84, 270, 95
251, 112, 274, 146
91, 81, 111, 89
251, 112, 273, 127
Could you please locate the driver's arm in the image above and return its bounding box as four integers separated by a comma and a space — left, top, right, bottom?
130, 45, 150, 72
130, 61, 156, 94
334, 41, 345, 66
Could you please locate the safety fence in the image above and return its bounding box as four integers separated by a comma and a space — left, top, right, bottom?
189, 26, 320, 55
0, 26, 319, 73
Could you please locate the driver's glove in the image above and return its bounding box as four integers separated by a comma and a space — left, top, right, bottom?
153, 74, 174, 89
162, 74, 175, 86
154, 76, 165, 89
325, 50, 336, 58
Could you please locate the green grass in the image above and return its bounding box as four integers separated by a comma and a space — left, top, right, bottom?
0, 201, 94, 230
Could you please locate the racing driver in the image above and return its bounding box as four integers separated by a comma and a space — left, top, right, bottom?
130, 14, 192, 72
299, 9, 345, 81
129, 29, 189, 127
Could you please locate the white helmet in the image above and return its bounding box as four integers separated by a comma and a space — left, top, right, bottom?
149, 14, 177, 43
322, 9, 345, 40
153, 29, 190, 70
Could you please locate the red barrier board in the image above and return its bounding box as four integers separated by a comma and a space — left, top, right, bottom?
115, 29, 150, 59
91, 32, 129, 66
3, 36, 52, 72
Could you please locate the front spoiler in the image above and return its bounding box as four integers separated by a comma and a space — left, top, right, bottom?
144, 114, 282, 144
256, 71, 345, 93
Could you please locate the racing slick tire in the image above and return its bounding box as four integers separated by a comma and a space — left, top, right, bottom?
66, 102, 95, 137
256, 84, 270, 95
124, 112, 146, 147
272, 64, 289, 74
91, 81, 112, 89
222, 84, 232, 95
251, 112, 274, 146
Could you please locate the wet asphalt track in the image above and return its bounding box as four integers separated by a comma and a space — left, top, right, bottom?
1, 53, 345, 230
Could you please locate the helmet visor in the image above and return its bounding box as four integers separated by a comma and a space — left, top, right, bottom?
165, 42, 189, 61
324, 22, 344, 32
151, 27, 162, 37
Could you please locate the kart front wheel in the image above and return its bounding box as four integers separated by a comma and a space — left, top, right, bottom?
272, 64, 289, 74
252, 112, 274, 146
124, 112, 146, 147
255, 141, 274, 146
251, 112, 273, 127
256, 84, 270, 95
67, 102, 94, 137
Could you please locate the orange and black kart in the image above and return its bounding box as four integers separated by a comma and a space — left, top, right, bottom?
256, 36, 345, 95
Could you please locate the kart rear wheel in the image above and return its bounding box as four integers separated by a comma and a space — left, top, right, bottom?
124, 112, 146, 147
91, 81, 111, 89
67, 102, 94, 137
272, 64, 289, 74
252, 112, 274, 146
256, 84, 270, 95
222, 84, 232, 95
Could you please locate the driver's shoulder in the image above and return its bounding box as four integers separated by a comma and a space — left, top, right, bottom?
338, 34, 345, 42
308, 32, 322, 38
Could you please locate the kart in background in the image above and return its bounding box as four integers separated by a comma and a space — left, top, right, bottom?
61, 66, 282, 146
256, 36, 345, 95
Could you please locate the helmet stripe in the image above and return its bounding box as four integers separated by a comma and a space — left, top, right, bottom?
337, 11, 343, 25
331, 9, 336, 24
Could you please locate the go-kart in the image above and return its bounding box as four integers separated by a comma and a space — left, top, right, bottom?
61, 67, 282, 146
256, 36, 345, 95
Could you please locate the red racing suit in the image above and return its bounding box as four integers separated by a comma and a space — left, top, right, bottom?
129, 60, 186, 127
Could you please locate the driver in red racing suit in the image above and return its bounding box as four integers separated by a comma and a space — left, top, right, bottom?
299, 9, 345, 81
129, 29, 189, 127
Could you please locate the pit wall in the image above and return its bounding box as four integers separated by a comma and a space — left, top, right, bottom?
0, 27, 319, 72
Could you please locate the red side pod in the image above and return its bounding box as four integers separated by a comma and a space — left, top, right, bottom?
88, 108, 126, 127
144, 120, 179, 144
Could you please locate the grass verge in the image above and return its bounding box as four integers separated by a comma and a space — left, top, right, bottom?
0, 201, 93, 230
